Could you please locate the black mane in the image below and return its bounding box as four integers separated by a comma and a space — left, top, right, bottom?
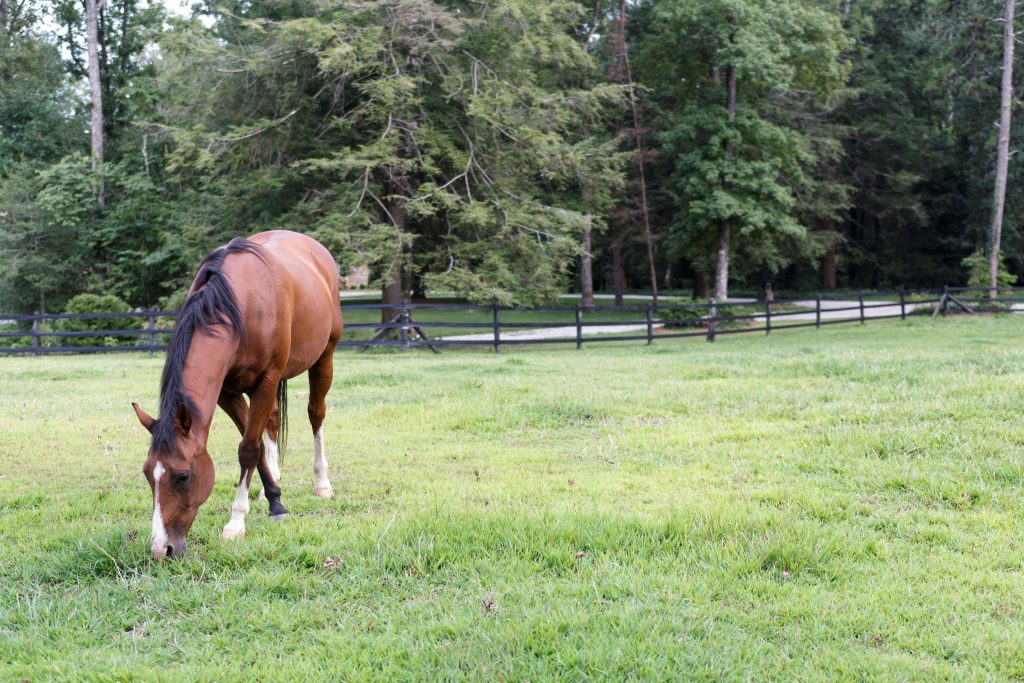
152, 237, 264, 453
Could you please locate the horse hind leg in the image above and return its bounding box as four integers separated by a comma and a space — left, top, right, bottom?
257, 401, 281, 502
309, 351, 335, 499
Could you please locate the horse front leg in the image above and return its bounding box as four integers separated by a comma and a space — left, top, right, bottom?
223, 377, 286, 540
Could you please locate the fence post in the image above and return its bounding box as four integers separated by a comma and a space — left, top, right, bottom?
575, 305, 583, 350
400, 302, 409, 353
899, 291, 906, 321
765, 300, 772, 335
492, 304, 501, 354
859, 292, 865, 325
942, 285, 950, 316
707, 300, 717, 343
31, 312, 40, 357
815, 294, 821, 329
146, 310, 156, 357
646, 303, 654, 345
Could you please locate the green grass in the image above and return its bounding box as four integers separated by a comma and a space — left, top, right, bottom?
2, 316, 1024, 680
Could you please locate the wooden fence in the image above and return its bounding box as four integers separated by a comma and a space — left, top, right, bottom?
0, 286, 1020, 356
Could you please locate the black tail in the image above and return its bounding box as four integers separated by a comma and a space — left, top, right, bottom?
277, 379, 288, 464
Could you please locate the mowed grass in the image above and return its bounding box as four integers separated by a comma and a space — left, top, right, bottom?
2, 317, 1024, 681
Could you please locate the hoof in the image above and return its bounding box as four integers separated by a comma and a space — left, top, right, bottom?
314, 486, 334, 499
222, 526, 245, 540
270, 512, 290, 521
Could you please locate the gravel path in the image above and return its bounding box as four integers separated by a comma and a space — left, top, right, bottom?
439, 299, 930, 342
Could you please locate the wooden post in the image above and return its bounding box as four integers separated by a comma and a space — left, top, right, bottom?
646, 303, 654, 345
400, 303, 409, 353
859, 292, 865, 325
942, 285, 950, 315
707, 300, 717, 343
575, 306, 583, 350
146, 310, 156, 357
815, 294, 821, 329
765, 300, 772, 335
492, 304, 501, 354
899, 291, 906, 321
31, 312, 40, 357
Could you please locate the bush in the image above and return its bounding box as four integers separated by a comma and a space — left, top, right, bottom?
962, 250, 1017, 290
52, 294, 143, 347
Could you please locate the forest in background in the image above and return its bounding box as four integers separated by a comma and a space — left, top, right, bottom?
1, 0, 1022, 316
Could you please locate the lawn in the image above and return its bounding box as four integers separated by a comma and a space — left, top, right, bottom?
1, 316, 1023, 681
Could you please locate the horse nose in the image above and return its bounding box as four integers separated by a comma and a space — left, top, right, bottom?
152, 540, 186, 561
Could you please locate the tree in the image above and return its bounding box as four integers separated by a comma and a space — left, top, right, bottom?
990, 0, 1016, 298
638, 0, 848, 300
157, 0, 624, 316
86, 0, 104, 206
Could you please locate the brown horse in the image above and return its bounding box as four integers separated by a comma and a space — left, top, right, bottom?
132, 230, 342, 560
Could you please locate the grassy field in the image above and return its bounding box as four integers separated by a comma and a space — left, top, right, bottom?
2, 316, 1024, 680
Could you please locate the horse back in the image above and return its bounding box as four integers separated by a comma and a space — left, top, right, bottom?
226, 231, 341, 380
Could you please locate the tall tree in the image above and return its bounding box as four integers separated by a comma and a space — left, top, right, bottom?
158, 0, 624, 313
639, 0, 848, 301
86, 0, 104, 206
989, 0, 1016, 298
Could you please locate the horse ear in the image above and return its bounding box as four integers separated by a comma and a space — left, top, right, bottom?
176, 402, 192, 435
132, 402, 156, 433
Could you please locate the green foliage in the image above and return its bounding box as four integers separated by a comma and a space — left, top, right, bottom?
0, 156, 184, 313
5, 0, 1024, 310
52, 293, 142, 347
962, 250, 1018, 289
635, 0, 848, 288
156, 0, 625, 304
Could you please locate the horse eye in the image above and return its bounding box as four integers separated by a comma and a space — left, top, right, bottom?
172, 471, 192, 485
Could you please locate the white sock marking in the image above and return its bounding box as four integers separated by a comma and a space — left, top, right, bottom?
313, 427, 332, 495
265, 436, 281, 482
222, 469, 252, 539
258, 434, 281, 502
150, 462, 168, 559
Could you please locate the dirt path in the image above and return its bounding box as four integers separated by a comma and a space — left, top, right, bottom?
439, 299, 930, 342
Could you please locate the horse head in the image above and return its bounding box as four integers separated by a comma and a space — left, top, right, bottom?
133, 402, 215, 560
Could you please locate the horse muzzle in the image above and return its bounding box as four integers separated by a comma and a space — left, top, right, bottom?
152, 536, 187, 561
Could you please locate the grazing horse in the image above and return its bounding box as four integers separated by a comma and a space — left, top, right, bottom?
132, 230, 342, 560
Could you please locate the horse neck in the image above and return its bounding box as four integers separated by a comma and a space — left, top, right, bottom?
180, 330, 237, 441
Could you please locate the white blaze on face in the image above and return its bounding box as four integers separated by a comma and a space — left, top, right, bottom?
150, 461, 168, 559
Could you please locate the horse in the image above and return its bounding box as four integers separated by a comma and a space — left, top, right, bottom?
132, 230, 343, 560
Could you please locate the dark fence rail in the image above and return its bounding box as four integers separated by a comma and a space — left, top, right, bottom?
1, 286, 1021, 356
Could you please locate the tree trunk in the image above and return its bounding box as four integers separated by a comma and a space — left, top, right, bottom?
611, 239, 625, 307
823, 243, 837, 289
381, 196, 407, 326
693, 271, 709, 300
0, 0, 11, 83
86, 0, 104, 207
580, 225, 595, 310
990, 0, 1016, 300
617, 0, 659, 305
714, 223, 730, 302
714, 63, 737, 302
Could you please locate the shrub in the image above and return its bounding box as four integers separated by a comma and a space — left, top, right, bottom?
53, 294, 142, 347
